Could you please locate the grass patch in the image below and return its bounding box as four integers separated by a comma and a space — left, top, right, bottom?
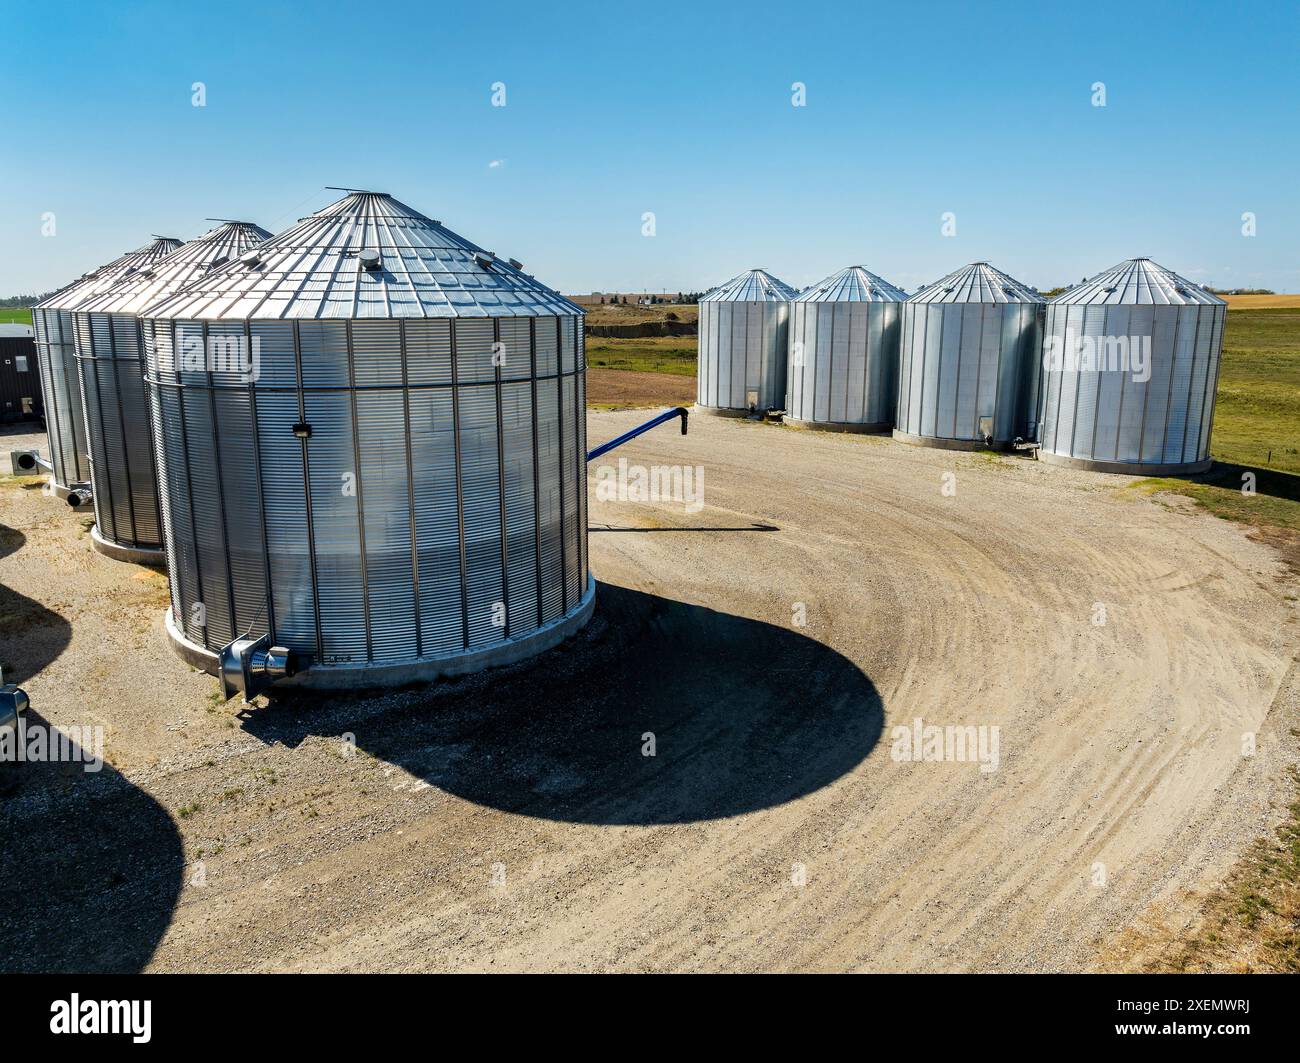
586, 336, 696, 376
1130, 464, 1300, 536
0, 308, 32, 326
1103, 768, 1300, 972
962, 449, 1017, 470
1214, 308, 1300, 474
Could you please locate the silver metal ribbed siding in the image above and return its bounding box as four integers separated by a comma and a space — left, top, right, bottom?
696, 269, 796, 413
72, 222, 271, 562
894, 262, 1045, 449
31, 307, 86, 493
141, 191, 591, 689
786, 266, 906, 431
31, 237, 182, 498
1037, 258, 1225, 475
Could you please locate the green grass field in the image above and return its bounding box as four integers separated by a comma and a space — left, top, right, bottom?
0, 308, 32, 326
1136, 308, 1300, 542
1211, 308, 1300, 474
585, 335, 696, 376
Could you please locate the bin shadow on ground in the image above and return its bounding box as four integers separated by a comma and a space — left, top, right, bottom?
245, 581, 884, 826
0, 524, 185, 974
0, 524, 72, 684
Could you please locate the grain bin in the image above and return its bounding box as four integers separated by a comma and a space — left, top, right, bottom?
696, 269, 797, 414
895, 262, 1044, 449
32, 238, 182, 500
786, 266, 907, 432
72, 222, 270, 564
141, 190, 591, 694
1036, 258, 1225, 475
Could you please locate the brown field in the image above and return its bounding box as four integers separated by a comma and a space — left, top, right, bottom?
1222, 294, 1300, 308
586, 367, 694, 409
579, 302, 699, 328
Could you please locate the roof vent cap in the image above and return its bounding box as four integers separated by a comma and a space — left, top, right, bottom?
474, 252, 495, 270
358, 249, 381, 271
508, 258, 523, 271
240, 250, 261, 269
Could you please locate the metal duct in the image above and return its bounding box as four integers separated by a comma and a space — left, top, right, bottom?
696, 269, 797, 413
1037, 258, 1226, 475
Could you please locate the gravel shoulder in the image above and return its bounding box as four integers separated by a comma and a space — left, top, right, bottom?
1, 412, 1296, 972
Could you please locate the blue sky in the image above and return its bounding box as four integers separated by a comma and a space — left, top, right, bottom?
2, 0, 1297, 297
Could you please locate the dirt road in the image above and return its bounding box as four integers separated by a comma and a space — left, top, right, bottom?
1, 412, 1296, 972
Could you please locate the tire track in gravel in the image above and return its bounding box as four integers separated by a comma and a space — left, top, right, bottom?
2, 410, 1296, 972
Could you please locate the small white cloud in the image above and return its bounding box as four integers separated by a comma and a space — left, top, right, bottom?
488, 159, 504, 169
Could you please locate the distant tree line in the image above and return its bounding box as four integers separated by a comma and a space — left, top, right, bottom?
0, 291, 56, 308
592, 291, 704, 305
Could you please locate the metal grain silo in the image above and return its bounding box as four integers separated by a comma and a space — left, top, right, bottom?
696, 269, 797, 414
1037, 259, 1225, 475
141, 190, 590, 694
71, 222, 270, 564
895, 262, 1045, 449
786, 266, 907, 432
31, 238, 182, 500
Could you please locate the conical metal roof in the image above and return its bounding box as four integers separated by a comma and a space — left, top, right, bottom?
75, 221, 272, 316
701, 269, 798, 302
142, 191, 582, 320
35, 237, 184, 313
907, 262, 1044, 304
1050, 258, 1225, 306
794, 265, 907, 303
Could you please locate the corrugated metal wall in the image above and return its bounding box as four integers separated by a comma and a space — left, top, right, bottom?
896, 302, 1043, 444
32, 308, 91, 487
74, 311, 161, 548
696, 301, 790, 411
1037, 302, 1224, 467
145, 314, 588, 669
786, 301, 901, 427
